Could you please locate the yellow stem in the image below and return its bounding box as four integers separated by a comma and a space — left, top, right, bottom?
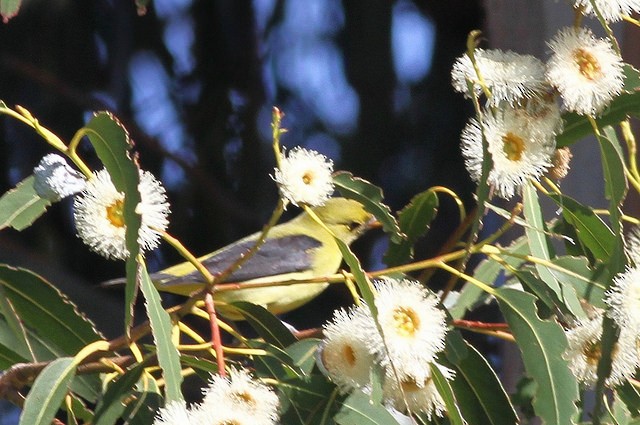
466, 30, 492, 100
161, 231, 214, 284
483, 245, 606, 290
623, 15, 640, 27
436, 261, 496, 296
621, 120, 640, 182
430, 186, 466, 222
223, 347, 271, 356
542, 177, 562, 194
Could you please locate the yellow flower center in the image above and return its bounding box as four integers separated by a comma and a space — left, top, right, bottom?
574, 48, 601, 81
302, 171, 313, 185
231, 390, 256, 409
343, 344, 356, 367
106, 199, 126, 228
582, 339, 618, 367
582, 340, 602, 366
399, 376, 431, 394
502, 132, 526, 161
392, 307, 420, 338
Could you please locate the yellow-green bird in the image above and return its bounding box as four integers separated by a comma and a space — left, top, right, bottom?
142, 198, 375, 320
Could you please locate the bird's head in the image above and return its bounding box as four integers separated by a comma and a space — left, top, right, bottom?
303, 198, 377, 245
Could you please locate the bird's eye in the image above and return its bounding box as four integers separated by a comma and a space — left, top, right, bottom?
347, 221, 361, 232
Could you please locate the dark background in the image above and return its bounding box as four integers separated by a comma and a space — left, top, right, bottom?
0, 0, 482, 331
0, 1, 483, 420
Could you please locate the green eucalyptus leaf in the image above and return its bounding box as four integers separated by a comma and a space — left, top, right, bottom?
0, 176, 51, 231
65, 394, 94, 424
450, 236, 528, 320
279, 375, 340, 425
445, 338, 518, 425
334, 236, 377, 318
333, 171, 402, 243
430, 362, 465, 425
179, 355, 218, 380
0, 265, 102, 355
384, 189, 439, 266
548, 193, 615, 261
286, 338, 321, 375
547, 256, 608, 308
19, 357, 77, 425
557, 91, 640, 147
623, 63, 640, 93
83, 112, 141, 332
522, 183, 557, 288
599, 126, 627, 224
334, 388, 400, 425
0, 0, 21, 22
230, 301, 297, 349
0, 342, 27, 369
139, 263, 183, 402
617, 381, 640, 417
496, 288, 579, 425
93, 361, 147, 425
248, 339, 301, 380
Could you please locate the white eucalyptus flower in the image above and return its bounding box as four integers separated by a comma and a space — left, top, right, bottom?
546, 27, 624, 116
73, 169, 170, 260
273, 147, 334, 207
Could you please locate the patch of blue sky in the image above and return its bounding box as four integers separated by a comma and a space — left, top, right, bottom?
391, 0, 436, 85
163, 13, 196, 76
128, 51, 194, 188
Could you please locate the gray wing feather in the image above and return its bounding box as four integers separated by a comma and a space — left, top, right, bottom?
154, 234, 321, 287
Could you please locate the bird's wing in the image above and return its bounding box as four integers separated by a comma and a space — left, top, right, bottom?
153, 234, 322, 288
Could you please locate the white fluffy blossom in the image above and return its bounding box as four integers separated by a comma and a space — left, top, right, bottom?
546, 27, 624, 116
574, 0, 640, 22
451, 48, 547, 106
564, 314, 639, 387
382, 363, 453, 420
152, 401, 191, 425
605, 266, 640, 330
73, 169, 170, 260
361, 278, 448, 384
197, 368, 279, 425
273, 147, 334, 207
460, 107, 557, 199
319, 307, 376, 393
33, 153, 86, 201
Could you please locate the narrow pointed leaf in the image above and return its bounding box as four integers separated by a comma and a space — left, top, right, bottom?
384, 189, 439, 266
599, 126, 627, 228
430, 362, 465, 425
19, 357, 76, 425
0, 176, 51, 231
139, 264, 183, 402
334, 389, 399, 425
0, 265, 102, 354
522, 183, 561, 298
548, 193, 615, 261
230, 301, 296, 349
557, 91, 640, 147
445, 335, 518, 425
333, 171, 402, 243
83, 112, 141, 332
286, 338, 321, 375
0, 342, 26, 368
497, 288, 579, 425
93, 361, 147, 425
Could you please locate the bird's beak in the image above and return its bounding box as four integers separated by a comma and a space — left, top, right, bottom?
366, 216, 382, 230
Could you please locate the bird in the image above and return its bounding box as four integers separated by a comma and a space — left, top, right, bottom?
109, 198, 376, 320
